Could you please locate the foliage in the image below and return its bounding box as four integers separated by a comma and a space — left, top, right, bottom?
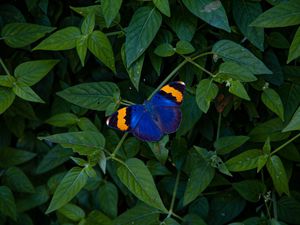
0, 0, 300, 225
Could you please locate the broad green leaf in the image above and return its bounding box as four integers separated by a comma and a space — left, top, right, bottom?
250, 118, 290, 142
33, 26, 81, 50
57, 82, 120, 111
114, 203, 160, 225
46, 167, 88, 213
125, 7, 162, 67
225, 149, 262, 172
266, 155, 289, 195
183, 214, 207, 225
81, 12, 95, 34
0, 147, 36, 168
121, 45, 145, 90
232, 0, 264, 50
97, 182, 118, 218
4, 167, 35, 193
102, 0, 122, 27
183, 158, 215, 205
58, 203, 85, 221
164, 218, 181, 225
251, 0, 300, 28
212, 40, 272, 74
85, 210, 113, 225
288, 26, 300, 63
196, 79, 219, 113
0, 75, 15, 87
0, 87, 15, 114
76, 35, 88, 66
77, 117, 99, 132
12, 83, 44, 103
147, 160, 171, 176
39, 131, 105, 155
175, 40, 195, 54
257, 154, 269, 172
147, 135, 169, 164
87, 30, 116, 72
229, 80, 250, 100
268, 32, 290, 49
182, 0, 230, 32
214, 136, 250, 155
232, 180, 266, 202
217, 62, 257, 82
153, 0, 170, 17
188, 197, 209, 220
0, 186, 17, 220
278, 196, 300, 224
149, 50, 162, 75
261, 88, 284, 121
154, 43, 175, 57
117, 158, 167, 212
263, 137, 271, 154
45, 113, 79, 127
36, 146, 73, 174
14, 60, 58, 86
1, 23, 55, 48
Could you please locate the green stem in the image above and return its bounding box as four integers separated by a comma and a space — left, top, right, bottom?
111, 133, 128, 157
167, 170, 181, 218
272, 191, 278, 219
171, 212, 184, 221
109, 155, 127, 167
121, 99, 135, 105
0, 58, 11, 75
106, 30, 124, 37
216, 112, 222, 141
148, 59, 188, 100
191, 51, 214, 61
271, 132, 300, 155
182, 55, 215, 77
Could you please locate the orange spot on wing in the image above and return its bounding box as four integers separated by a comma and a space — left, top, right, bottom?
161, 85, 183, 103
117, 108, 129, 131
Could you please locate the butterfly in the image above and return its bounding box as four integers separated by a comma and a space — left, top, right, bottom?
106, 81, 186, 142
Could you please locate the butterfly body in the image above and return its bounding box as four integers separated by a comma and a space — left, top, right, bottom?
106, 81, 185, 142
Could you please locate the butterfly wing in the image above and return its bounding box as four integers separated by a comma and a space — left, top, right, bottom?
106, 105, 163, 141
149, 81, 185, 133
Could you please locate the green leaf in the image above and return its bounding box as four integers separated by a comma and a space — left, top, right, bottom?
147, 135, 169, 164
214, 136, 250, 155
46, 167, 88, 213
250, 0, 300, 28
229, 80, 250, 101
81, 12, 95, 34
212, 40, 272, 74
57, 82, 120, 111
288, 26, 300, 63
102, 0, 122, 27
58, 203, 85, 221
267, 155, 289, 195
97, 182, 118, 218
121, 45, 145, 90
153, 0, 170, 17
14, 60, 58, 86
196, 79, 219, 113
12, 83, 44, 103
45, 113, 79, 127
87, 30, 116, 72
114, 203, 160, 225
4, 167, 35, 193
232, 0, 264, 50
85, 210, 113, 225
76, 35, 88, 66
0, 147, 36, 168
283, 105, 300, 132
257, 154, 269, 172
183, 158, 215, 205
33, 26, 81, 50
125, 7, 162, 67
182, 0, 230, 32
175, 40, 195, 54
0, 87, 15, 114
218, 62, 257, 82
233, 180, 266, 202
250, 118, 290, 142
117, 158, 167, 212
77, 117, 99, 132
183, 214, 207, 225
1, 23, 55, 48
278, 196, 300, 224
263, 137, 271, 154
39, 131, 105, 156
0, 75, 15, 87
36, 146, 73, 174
225, 149, 262, 172
0, 186, 17, 220
261, 88, 284, 121
154, 43, 175, 57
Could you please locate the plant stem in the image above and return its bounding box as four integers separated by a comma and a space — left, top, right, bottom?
216, 112, 222, 141
167, 170, 181, 218
171, 212, 184, 221
121, 99, 135, 105
271, 132, 300, 155
272, 191, 278, 220
111, 133, 128, 157
106, 30, 124, 37
0, 58, 11, 75
182, 55, 215, 77
191, 51, 214, 61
